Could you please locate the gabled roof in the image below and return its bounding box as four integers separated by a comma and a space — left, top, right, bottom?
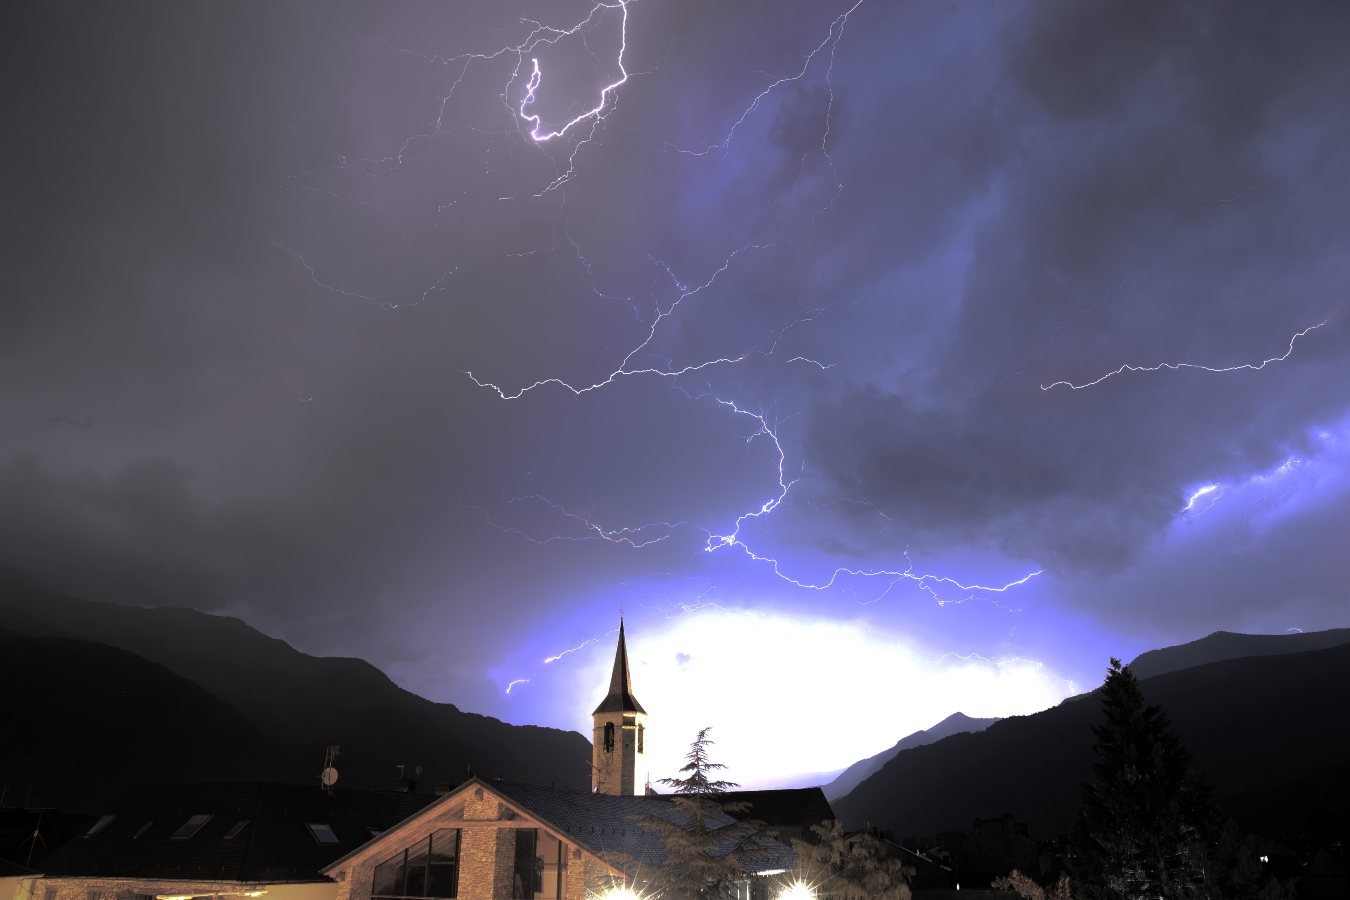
593, 620, 646, 715
323, 779, 798, 880
38, 782, 436, 882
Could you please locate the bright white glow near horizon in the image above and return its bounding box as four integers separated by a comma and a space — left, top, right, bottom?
558, 607, 1073, 789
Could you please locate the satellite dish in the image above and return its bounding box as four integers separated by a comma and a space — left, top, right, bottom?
321, 767, 339, 787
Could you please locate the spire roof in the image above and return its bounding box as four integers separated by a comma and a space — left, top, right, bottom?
593, 619, 646, 715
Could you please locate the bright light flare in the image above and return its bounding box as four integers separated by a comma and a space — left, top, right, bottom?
776, 882, 817, 900
592, 887, 649, 900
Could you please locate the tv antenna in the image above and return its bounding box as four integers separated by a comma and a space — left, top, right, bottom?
320, 745, 341, 792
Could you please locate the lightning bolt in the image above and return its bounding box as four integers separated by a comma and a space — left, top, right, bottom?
465, 494, 680, 549
693, 391, 1043, 603
464, 243, 770, 399
666, 0, 866, 159
1040, 319, 1328, 391
505, 678, 530, 694
544, 638, 601, 664
515, 1, 631, 143
1180, 483, 1220, 513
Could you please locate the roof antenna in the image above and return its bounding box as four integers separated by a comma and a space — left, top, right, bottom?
25, 810, 46, 867
320, 745, 341, 793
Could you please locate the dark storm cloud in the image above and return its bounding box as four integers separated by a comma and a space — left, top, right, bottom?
804, 1, 1350, 579
2, 0, 1349, 722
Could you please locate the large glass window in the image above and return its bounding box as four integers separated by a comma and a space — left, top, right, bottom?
373, 829, 460, 900
511, 829, 566, 899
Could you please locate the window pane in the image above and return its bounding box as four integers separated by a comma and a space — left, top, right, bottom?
372, 851, 405, 897
85, 815, 116, 838
512, 830, 537, 900
426, 863, 458, 899
171, 815, 212, 839
404, 857, 427, 898
536, 832, 564, 900
430, 829, 459, 863
306, 823, 340, 844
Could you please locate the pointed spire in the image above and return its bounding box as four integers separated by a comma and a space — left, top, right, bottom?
593, 619, 646, 715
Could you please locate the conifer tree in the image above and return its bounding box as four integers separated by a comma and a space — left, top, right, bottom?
1072, 658, 1213, 899
644, 728, 765, 899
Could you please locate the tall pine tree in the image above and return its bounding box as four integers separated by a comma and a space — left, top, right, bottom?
1072, 658, 1213, 899
1071, 658, 1294, 900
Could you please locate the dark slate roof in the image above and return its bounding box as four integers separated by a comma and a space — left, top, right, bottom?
592, 621, 646, 715
489, 780, 794, 874
39, 782, 436, 882
717, 788, 834, 842
0, 808, 97, 874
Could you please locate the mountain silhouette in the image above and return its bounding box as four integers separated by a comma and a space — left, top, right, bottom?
834, 632, 1350, 841
824, 712, 999, 802
0, 570, 591, 812
1128, 627, 1350, 680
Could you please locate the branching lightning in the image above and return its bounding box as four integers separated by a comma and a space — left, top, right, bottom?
464, 243, 769, 399
666, 0, 866, 159
1040, 320, 1328, 391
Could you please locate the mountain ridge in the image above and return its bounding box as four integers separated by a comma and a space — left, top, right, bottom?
824, 711, 999, 802
833, 634, 1350, 840
0, 570, 592, 811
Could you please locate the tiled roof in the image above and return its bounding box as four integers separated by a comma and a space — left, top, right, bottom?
489, 780, 797, 874
39, 782, 436, 882
716, 787, 835, 840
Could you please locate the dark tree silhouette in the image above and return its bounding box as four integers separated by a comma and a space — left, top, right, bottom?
1071, 658, 1294, 900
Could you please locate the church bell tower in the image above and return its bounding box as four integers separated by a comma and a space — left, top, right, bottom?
592, 620, 648, 796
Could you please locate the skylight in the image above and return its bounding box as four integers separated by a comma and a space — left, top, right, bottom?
133, 821, 153, 839
224, 819, 250, 840
306, 822, 340, 844
85, 815, 115, 838
170, 814, 213, 840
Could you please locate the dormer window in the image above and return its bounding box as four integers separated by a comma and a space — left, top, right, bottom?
84, 815, 115, 838
307, 822, 340, 844
170, 814, 212, 840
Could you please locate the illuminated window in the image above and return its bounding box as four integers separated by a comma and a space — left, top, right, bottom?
373, 829, 460, 900
307, 823, 340, 844
85, 815, 116, 838
603, 722, 615, 753
224, 820, 250, 840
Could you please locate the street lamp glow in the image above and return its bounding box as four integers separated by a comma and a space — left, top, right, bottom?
595, 888, 644, 900
776, 882, 816, 900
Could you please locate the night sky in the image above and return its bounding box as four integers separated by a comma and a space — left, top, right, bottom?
5, 0, 1350, 787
